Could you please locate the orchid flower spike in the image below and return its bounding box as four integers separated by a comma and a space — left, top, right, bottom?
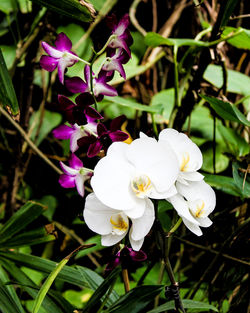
91, 135, 179, 219
159, 129, 203, 185
84, 193, 155, 251
40, 33, 78, 84
59, 153, 93, 197
65, 65, 117, 101
168, 180, 216, 236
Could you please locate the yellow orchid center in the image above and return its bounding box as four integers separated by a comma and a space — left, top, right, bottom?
131, 175, 152, 197
180, 152, 190, 172
110, 214, 128, 232
195, 201, 205, 218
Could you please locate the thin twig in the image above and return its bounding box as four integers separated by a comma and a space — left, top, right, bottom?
129, 0, 147, 37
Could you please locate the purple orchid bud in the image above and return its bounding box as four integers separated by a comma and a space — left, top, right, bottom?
59, 153, 93, 197
107, 14, 133, 58
65, 65, 117, 101
40, 33, 78, 84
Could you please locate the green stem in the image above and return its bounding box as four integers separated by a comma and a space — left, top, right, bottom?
151, 113, 158, 138
96, 34, 117, 57
173, 45, 180, 108
208, 29, 243, 47
169, 217, 182, 234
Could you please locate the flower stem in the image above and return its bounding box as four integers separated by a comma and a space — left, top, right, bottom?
151, 113, 159, 138
96, 34, 117, 57
122, 268, 130, 293
173, 45, 180, 108
169, 217, 182, 234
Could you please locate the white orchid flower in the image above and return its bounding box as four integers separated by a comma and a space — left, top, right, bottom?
159, 129, 203, 185
91, 136, 179, 219
84, 193, 155, 251
168, 180, 216, 236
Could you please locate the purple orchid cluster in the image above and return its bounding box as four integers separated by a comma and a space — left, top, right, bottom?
40, 14, 132, 197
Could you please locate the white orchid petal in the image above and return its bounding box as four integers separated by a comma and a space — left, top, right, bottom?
198, 217, 213, 227
102, 231, 128, 246
129, 236, 144, 251
182, 217, 203, 236
182, 171, 204, 181
60, 162, 78, 176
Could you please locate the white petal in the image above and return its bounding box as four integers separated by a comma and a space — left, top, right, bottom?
182, 217, 202, 236
123, 201, 146, 219
60, 161, 78, 176
139, 132, 148, 138
149, 184, 177, 199
168, 194, 199, 225
130, 198, 155, 241
70, 129, 84, 152
102, 231, 128, 246
84, 193, 116, 235
75, 174, 85, 197
198, 217, 213, 227
129, 236, 144, 251
181, 171, 204, 182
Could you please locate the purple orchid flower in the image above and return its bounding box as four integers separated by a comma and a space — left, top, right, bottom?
106, 246, 147, 272
77, 115, 129, 158
59, 153, 93, 197
53, 122, 97, 153
102, 48, 130, 79
40, 33, 78, 84
57, 94, 103, 125
107, 14, 133, 58
65, 65, 117, 101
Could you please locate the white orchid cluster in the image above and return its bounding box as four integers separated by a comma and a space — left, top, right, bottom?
83, 128, 216, 251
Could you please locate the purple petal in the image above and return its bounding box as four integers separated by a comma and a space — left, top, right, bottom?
84, 65, 91, 84
75, 174, 85, 197
59, 174, 75, 188
77, 134, 96, 147
57, 59, 68, 84
87, 140, 103, 157
40, 56, 58, 72
60, 161, 78, 176
85, 106, 103, 120
97, 123, 108, 136
53, 125, 74, 139
75, 93, 95, 107
41, 41, 63, 58
121, 30, 133, 48
109, 130, 128, 142
129, 249, 147, 262
55, 32, 72, 52
114, 14, 130, 36
105, 257, 121, 272
65, 77, 89, 94
110, 115, 126, 131
69, 153, 83, 170
94, 80, 118, 97
58, 95, 75, 110
106, 14, 118, 30
102, 59, 126, 79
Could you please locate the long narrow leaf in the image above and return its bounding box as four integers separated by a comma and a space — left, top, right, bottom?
0, 281, 24, 313
0, 201, 45, 244
0, 49, 19, 115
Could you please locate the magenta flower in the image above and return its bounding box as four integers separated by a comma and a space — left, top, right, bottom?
107, 14, 133, 58
59, 153, 93, 197
53, 122, 97, 153
40, 33, 78, 84
102, 48, 130, 79
57, 94, 102, 125
65, 65, 117, 101
106, 246, 147, 272
78, 115, 129, 158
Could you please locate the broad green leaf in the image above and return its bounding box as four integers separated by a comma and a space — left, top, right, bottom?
203, 64, 250, 96
97, 99, 137, 120
131, 31, 147, 59
17, 0, 32, 13
30, 0, 93, 23
0, 49, 19, 115
217, 124, 249, 157
147, 299, 218, 312
0, 45, 16, 69
0, 259, 64, 313
75, 235, 104, 259
106, 285, 164, 313
57, 24, 92, 60
0, 266, 26, 313
145, 32, 207, 48
0, 0, 17, 14
232, 162, 250, 198
204, 173, 243, 197
32, 255, 70, 313
37, 195, 58, 221
150, 88, 175, 123
29, 110, 62, 146
82, 267, 120, 312
201, 95, 250, 127
0, 201, 45, 244
201, 144, 229, 173
0, 227, 55, 248
0, 251, 118, 303
104, 96, 161, 113
222, 27, 250, 50
63, 289, 92, 308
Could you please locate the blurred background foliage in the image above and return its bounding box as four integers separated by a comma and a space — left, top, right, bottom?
0, 0, 249, 312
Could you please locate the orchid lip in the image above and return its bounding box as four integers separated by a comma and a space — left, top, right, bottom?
131, 174, 152, 198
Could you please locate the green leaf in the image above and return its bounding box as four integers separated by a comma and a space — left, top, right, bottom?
203, 64, 250, 96
0, 0, 17, 14
75, 235, 104, 259
0, 49, 19, 115
32, 256, 70, 313
30, 0, 93, 23
150, 88, 175, 123
82, 267, 120, 312
201, 95, 250, 126
145, 32, 207, 48
217, 124, 250, 157
147, 299, 218, 312
0, 45, 16, 69
106, 285, 164, 313
232, 162, 250, 198
29, 110, 62, 146
201, 144, 229, 173
222, 27, 250, 50
63, 289, 92, 309
204, 173, 243, 197
104, 96, 161, 113
220, 0, 239, 27
0, 280, 24, 313
37, 195, 58, 221
0, 201, 45, 244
